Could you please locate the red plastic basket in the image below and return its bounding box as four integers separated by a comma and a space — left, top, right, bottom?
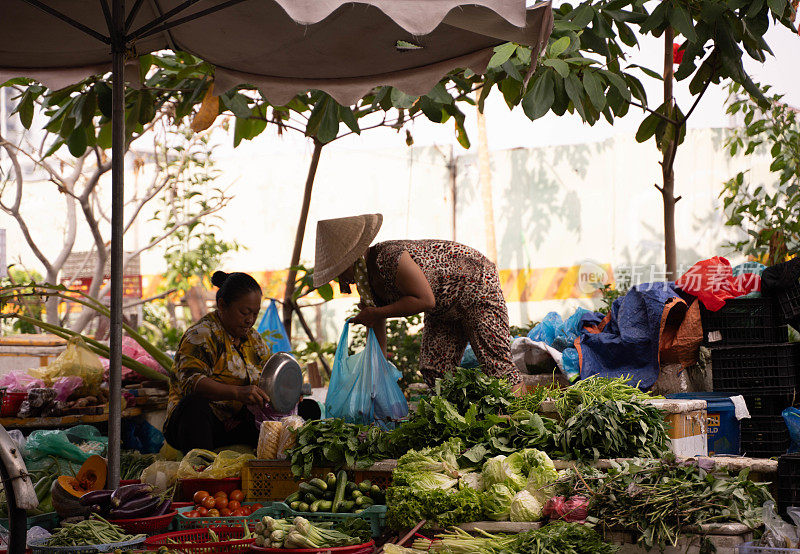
251, 541, 375, 553
118, 479, 140, 487
144, 526, 255, 553
1, 391, 27, 417
179, 478, 242, 501
108, 510, 176, 534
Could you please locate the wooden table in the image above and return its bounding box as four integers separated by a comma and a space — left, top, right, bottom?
0, 407, 143, 430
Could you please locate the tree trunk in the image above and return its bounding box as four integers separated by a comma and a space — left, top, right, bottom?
475, 93, 498, 263
282, 139, 324, 340
661, 28, 679, 280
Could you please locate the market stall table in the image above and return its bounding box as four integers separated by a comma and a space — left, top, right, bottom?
0, 406, 144, 430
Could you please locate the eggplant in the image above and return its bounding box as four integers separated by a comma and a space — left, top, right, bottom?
108, 496, 161, 519
153, 498, 171, 516
116, 494, 157, 511
79, 489, 113, 507
110, 483, 154, 507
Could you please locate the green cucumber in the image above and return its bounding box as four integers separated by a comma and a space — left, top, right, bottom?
340, 500, 355, 512
326, 473, 337, 489
298, 502, 310, 512
299, 482, 324, 496
370, 485, 382, 496
323, 490, 334, 500
356, 495, 374, 507
309, 500, 322, 512
345, 482, 357, 495
332, 470, 348, 513
308, 478, 328, 491
290, 501, 301, 510
358, 480, 372, 493
318, 500, 333, 511
285, 492, 301, 504
304, 493, 319, 503
351, 490, 363, 499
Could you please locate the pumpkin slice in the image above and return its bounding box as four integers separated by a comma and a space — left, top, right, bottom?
58, 455, 108, 497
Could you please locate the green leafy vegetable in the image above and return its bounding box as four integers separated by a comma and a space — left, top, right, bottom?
438, 367, 514, 417
509, 490, 545, 522
483, 483, 516, 521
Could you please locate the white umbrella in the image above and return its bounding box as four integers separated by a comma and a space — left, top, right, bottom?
0, 0, 553, 503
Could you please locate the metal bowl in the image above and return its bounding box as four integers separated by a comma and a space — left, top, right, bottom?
258, 352, 303, 413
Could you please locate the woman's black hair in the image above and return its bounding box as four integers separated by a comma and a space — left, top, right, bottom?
211, 271, 262, 305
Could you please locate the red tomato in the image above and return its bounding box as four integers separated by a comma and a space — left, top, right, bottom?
214, 491, 228, 499
228, 500, 241, 511
196, 506, 208, 517
185, 510, 198, 518
201, 496, 216, 509
229, 490, 244, 503
231, 509, 245, 517
215, 497, 228, 510
193, 491, 210, 504
240, 505, 252, 516
207, 509, 220, 517
219, 508, 232, 517
250, 503, 263, 512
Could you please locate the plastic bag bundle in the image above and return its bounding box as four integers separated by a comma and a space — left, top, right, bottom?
25, 425, 107, 464
177, 448, 255, 479
141, 460, 181, 493
0, 370, 45, 392
276, 415, 304, 459
325, 322, 408, 429
256, 421, 283, 459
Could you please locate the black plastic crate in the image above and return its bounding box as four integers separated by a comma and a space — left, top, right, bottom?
711, 343, 800, 393
778, 279, 800, 323
743, 390, 799, 416
777, 454, 800, 517
701, 297, 788, 346
740, 415, 791, 458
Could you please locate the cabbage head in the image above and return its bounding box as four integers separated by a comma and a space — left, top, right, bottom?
509, 490, 544, 522
522, 451, 559, 503
482, 455, 526, 492
483, 483, 516, 521
403, 471, 459, 491
458, 472, 484, 492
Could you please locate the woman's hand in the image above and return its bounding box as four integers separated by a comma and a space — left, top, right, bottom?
236, 384, 271, 406
350, 306, 384, 328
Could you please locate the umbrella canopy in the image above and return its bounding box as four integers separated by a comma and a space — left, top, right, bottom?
0, 2, 553, 528
2, 0, 552, 104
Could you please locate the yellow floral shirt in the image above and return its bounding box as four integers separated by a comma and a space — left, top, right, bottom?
167, 310, 271, 423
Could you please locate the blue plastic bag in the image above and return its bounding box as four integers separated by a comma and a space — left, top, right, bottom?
784, 407, 800, 454
257, 299, 292, 353
325, 322, 408, 429
460, 344, 480, 368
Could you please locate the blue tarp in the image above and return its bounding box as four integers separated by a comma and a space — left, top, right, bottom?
577, 283, 680, 388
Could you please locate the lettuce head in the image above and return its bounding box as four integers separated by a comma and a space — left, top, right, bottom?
509, 490, 544, 522
483, 483, 516, 521
482, 455, 526, 492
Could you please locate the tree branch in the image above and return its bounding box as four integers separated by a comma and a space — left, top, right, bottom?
629, 100, 680, 126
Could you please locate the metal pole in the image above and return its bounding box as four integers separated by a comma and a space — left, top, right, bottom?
108, 0, 125, 489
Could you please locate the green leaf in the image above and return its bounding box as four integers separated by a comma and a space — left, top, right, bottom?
599, 69, 631, 102
67, 126, 88, 157
669, 3, 698, 42
628, 64, 664, 81
582, 70, 605, 111
767, 0, 787, 14
636, 112, 661, 143
488, 42, 518, 69
97, 121, 112, 149
317, 283, 334, 301
543, 58, 570, 78
225, 93, 252, 119
339, 105, 360, 134
564, 73, 586, 120
17, 92, 34, 129
389, 88, 416, 109
549, 36, 571, 57
522, 70, 555, 121
570, 4, 595, 28
95, 81, 112, 118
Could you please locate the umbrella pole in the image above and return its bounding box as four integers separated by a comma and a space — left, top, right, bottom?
107, 0, 125, 488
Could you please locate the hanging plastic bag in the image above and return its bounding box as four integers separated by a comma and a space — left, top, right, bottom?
325, 322, 408, 429
176, 448, 255, 479
30, 337, 103, 395
257, 299, 292, 353
141, 460, 181, 493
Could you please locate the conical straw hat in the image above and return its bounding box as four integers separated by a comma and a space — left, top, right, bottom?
313, 214, 383, 287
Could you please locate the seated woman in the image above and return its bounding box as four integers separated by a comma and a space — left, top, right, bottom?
163, 271, 271, 452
